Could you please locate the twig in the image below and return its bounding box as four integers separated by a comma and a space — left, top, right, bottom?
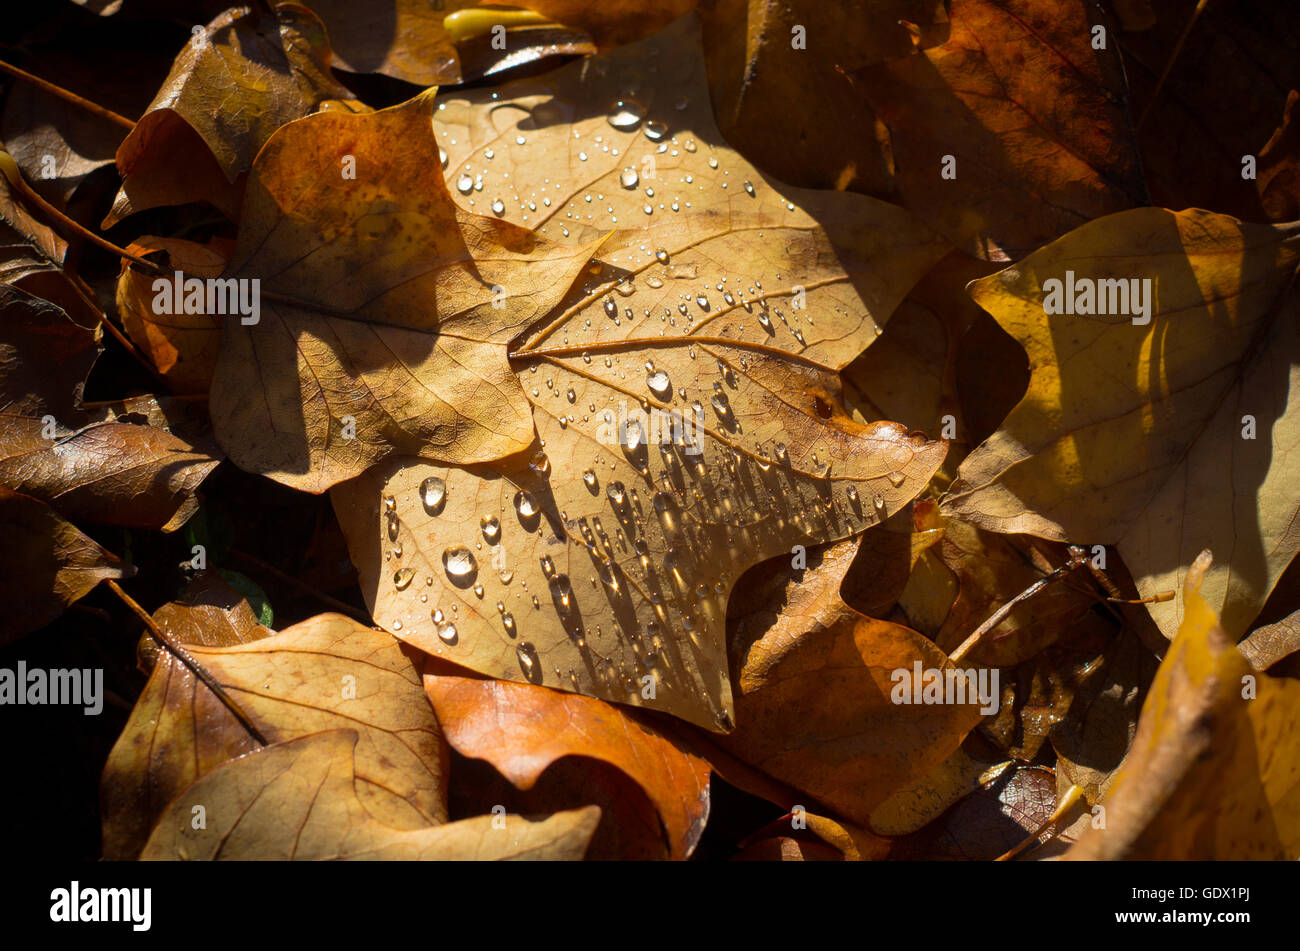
0, 57, 136, 130
107, 580, 268, 745
949, 546, 1089, 665
227, 548, 373, 624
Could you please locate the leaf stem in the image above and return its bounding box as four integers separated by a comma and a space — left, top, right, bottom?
106, 580, 268, 745
0, 57, 136, 130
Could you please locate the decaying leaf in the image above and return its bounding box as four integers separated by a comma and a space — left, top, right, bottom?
944, 207, 1300, 641
328, 15, 948, 731
854, 0, 1146, 260
721, 539, 985, 823
0, 486, 129, 642
424, 657, 711, 858
0, 417, 219, 532
1065, 551, 1300, 859
140, 730, 598, 860
101, 613, 447, 859
208, 90, 603, 492
105, 3, 356, 226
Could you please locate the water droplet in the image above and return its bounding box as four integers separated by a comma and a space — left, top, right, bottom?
644, 120, 668, 141
393, 567, 415, 590
583, 470, 598, 490
846, 486, 859, 503
887, 470, 906, 487
608, 99, 646, 131
603, 297, 618, 318
646, 276, 664, 288
491, 198, 505, 215
540, 554, 555, 577
744, 180, 755, 196
607, 481, 626, 505
512, 642, 541, 683
549, 574, 574, 613
437, 621, 458, 644
439, 147, 448, 168
708, 156, 719, 169
481, 515, 501, 543
442, 546, 477, 581
654, 248, 669, 263
873, 494, 885, 514
420, 476, 446, 515
515, 491, 538, 518
646, 369, 672, 400
530, 450, 551, 476
620, 167, 639, 189
456, 174, 473, 194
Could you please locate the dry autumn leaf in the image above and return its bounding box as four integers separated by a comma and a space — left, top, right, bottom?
208, 89, 603, 492
1064, 550, 1300, 859
101, 612, 447, 859
104, 3, 357, 227
0, 485, 130, 642
424, 656, 711, 858
943, 207, 1300, 642
140, 729, 599, 860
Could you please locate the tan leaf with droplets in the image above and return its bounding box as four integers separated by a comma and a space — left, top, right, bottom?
140, 730, 598, 860
100, 613, 446, 859
209, 90, 604, 492
943, 208, 1300, 641
329, 16, 948, 732
1064, 551, 1300, 859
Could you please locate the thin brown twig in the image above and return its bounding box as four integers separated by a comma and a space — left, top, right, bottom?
107, 580, 268, 745
1136, 0, 1211, 131
227, 548, 373, 624
949, 546, 1090, 665
0, 57, 136, 130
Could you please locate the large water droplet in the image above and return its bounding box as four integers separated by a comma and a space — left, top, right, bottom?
481, 515, 500, 543
442, 546, 477, 581
608, 99, 645, 130
456, 174, 473, 194
620, 167, 639, 189
515, 490, 538, 518
393, 567, 415, 590
644, 120, 668, 141
491, 198, 505, 215
517, 642, 542, 682
437, 621, 458, 644
646, 369, 671, 400
421, 476, 446, 515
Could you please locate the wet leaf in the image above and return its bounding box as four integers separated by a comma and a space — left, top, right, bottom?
140, 730, 598, 860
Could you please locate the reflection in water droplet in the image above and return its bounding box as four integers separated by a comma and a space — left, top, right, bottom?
847, 486, 859, 503
655, 248, 669, 263
530, 451, 550, 476
394, 567, 415, 590
456, 174, 473, 194
607, 481, 626, 505
442, 546, 477, 580
481, 515, 500, 543
549, 574, 574, 613
517, 642, 542, 682
583, 470, 598, 491
437, 621, 458, 644
515, 491, 538, 518
625, 417, 644, 451
744, 181, 756, 196
491, 199, 505, 215
502, 612, 516, 635
644, 120, 668, 141
888, 470, 906, 487
620, 167, 639, 189
873, 494, 885, 514
421, 477, 447, 515
646, 369, 671, 400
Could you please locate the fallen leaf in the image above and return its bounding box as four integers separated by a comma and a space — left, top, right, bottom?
854, 0, 1146, 260
868, 745, 1012, 836
1064, 550, 1300, 859
424, 657, 711, 858
140, 729, 598, 859
0, 486, 129, 643
105, 3, 356, 226
100, 612, 447, 859
1238, 608, 1300, 672
115, 235, 230, 393
720, 539, 984, 823
0, 417, 220, 532
138, 570, 272, 670
0, 284, 100, 422
302, 0, 480, 86
944, 207, 1300, 641
329, 15, 948, 731
209, 89, 603, 491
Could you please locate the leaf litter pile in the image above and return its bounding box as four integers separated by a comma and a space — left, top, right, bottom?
2, 0, 1299, 861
